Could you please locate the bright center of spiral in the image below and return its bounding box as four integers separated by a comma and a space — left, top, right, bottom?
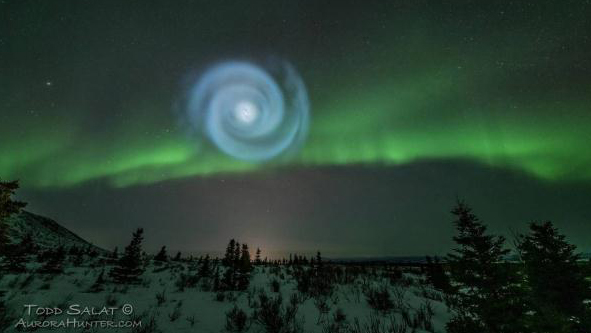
184, 60, 309, 161
234, 100, 259, 125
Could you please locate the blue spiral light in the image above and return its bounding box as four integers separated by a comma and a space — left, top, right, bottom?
185, 60, 309, 161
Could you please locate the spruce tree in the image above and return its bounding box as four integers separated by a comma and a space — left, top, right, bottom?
197, 254, 211, 278
173, 251, 181, 261
425, 256, 451, 292
315, 251, 323, 274
107, 247, 119, 264
110, 228, 145, 284
255, 247, 262, 265
518, 221, 591, 332
222, 266, 235, 290
240, 244, 251, 271
223, 239, 236, 266
237, 244, 252, 290
234, 242, 241, 267
446, 201, 526, 333
0, 180, 26, 262
154, 246, 168, 262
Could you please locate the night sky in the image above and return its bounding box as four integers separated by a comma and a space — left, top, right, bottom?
2, 1, 590, 257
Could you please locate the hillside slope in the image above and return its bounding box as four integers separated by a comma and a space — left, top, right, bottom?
4, 211, 103, 252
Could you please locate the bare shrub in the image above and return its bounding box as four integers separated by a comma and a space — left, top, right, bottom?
225, 305, 248, 332
252, 292, 302, 333
155, 289, 166, 306
365, 285, 394, 313
168, 301, 182, 322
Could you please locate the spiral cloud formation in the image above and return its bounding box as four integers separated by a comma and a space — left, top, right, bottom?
185, 60, 310, 161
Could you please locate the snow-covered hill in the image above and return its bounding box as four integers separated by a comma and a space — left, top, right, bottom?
4, 211, 103, 252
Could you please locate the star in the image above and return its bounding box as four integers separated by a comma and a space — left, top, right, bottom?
45, 81, 53, 87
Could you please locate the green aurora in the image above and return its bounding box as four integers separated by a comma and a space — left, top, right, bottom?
1, 1, 590, 189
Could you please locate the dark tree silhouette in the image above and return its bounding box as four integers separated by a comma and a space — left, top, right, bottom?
220, 239, 252, 290
315, 251, 323, 276
446, 201, 526, 333
197, 254, 211, 278
0, 180, 26, 246
237, 243, 252, 290
518, 221, 591, 332
425, 255, 451, 292
173, 251, 181, 261
234, 242, 241, 267
154, 246, 168, 262
0, 180, 27, 271
223, 239, 236, 266
110, 228, 145, 284
111, 247, 119, 259
106, 246, 119, 264
255, 247, 262, 265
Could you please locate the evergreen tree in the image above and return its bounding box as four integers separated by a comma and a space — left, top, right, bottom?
197, 254, 211, 278
154, 246, 168, 262
237, 244, 252, 290
220, 239, 253, 290
222, 265, 235, 290
446, 201, 526, 333
315, 251, 323, 274
240, 244, 251, 271
173, 251, 182, 261
111, 247, 119, 259
110, 228, 145, 284
233, 242, 241, 285
255, 247, 262, 265
425, 255, 451, 292
234, 242, 241, 267
0, 180, 26, 264
223, 239, 236, 266
518, 221, 591, 332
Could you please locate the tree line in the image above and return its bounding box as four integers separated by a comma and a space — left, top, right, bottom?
1, 180, 590, 332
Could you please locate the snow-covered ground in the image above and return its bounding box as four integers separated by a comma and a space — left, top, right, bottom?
0, 260, 451, 333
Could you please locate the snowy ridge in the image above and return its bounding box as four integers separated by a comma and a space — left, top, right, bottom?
4, 211, 104, 252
